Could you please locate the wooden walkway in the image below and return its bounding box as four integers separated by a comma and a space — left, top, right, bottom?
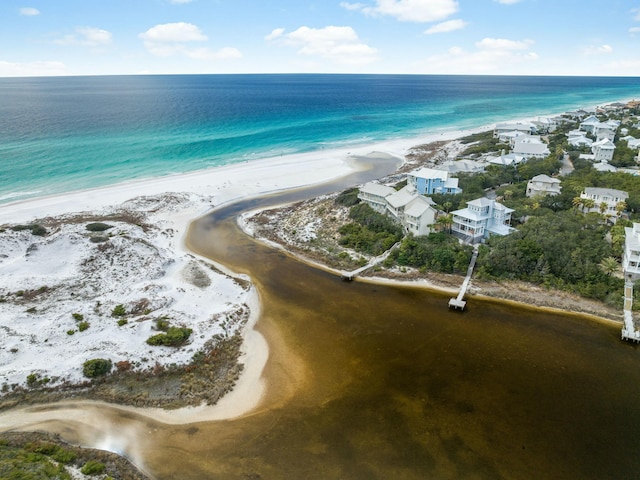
449, 246, 479, 311
622, 280, 640, 342
341, 242, 401, 281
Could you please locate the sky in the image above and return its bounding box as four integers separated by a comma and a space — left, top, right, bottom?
1, 0, 640, 77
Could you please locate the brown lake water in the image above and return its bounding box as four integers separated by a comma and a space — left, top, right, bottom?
5, 158, 640, 479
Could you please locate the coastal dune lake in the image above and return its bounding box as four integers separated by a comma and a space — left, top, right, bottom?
175, 173, 640, 480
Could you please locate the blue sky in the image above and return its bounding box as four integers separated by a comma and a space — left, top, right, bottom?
1, 0, 640, 76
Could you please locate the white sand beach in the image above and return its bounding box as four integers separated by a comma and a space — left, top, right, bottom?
0, 128, 476, 426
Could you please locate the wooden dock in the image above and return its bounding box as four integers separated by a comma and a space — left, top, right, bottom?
449, 246, 479, 311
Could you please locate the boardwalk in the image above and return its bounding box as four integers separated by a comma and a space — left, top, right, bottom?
449, 245, 479, 310
341, 242, 401, 281
622, 280, 640, 342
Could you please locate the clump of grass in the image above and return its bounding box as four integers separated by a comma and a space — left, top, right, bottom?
86, 222, 113, 232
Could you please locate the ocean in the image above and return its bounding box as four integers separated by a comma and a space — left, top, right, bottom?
1, 74, 639, 204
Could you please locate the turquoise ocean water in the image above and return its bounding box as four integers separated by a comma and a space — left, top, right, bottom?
0, 74, 639, 204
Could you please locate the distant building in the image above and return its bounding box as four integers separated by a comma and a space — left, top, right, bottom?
451, 197, 515, 244
406, 167, 462, 195
526, 174, 561, 198
623, 223, 640, 279
493, 122, 535, 138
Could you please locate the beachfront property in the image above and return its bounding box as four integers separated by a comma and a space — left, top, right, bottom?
357, 182, 397, 214
580, 187, 628, 219
493, 122, 535, 139
358, 182, 437, 236
567, 129, 593, 148
406, 167, 462, 195
487, 152, 525, 166
451, 197, 515, 244
512, 138, 550, 159
526, 174, 562, 198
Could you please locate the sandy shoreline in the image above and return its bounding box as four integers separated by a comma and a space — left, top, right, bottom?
0, 100, 628, 427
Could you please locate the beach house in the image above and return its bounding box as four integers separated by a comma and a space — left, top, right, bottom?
591, 138, 615, 163
512, 138, 550, 159
580, 187, 628, 219
358, 183, 437, 236
623, 223, 640, 279
406, 167, 462, 195
526, 174, 562, 198
451, 197, 515, 244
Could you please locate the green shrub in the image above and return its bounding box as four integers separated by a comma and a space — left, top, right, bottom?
82, 358, 112, 378
30, 224, 47, 236
81, 460, 106, 475
147, 327, 193, 347
117, 318, 128, 326
111, 304, 126, 317
26, 373, 40, 387
67, 329, 76, 335
26, 307, 37, 313
72, 312, 84, 321
78, 321, 90, 332
86, 222, 113, 232
155, 317, 170, 331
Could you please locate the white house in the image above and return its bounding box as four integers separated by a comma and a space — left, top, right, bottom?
436, 159, 485, 174
494, 122, 535, 138
488, 152, 525, 166
591, 138, 615, 163
580, 187, 628, 218
526, 174, 562, 198
358, 183, 437, 236
358, 182, 396, 214
580, 115, 602, 133
621, 136, 640, 150
512, 139, 550, 159
406, 167, 462, 195
451, 197, 515, 244
623, 223, 640, 279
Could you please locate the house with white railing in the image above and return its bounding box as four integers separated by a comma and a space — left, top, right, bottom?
406, 167, 462, 195
526, 174, 562, 198
580, 187, 628, 220
451, 197, 515, 244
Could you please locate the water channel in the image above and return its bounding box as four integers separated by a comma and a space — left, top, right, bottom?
4, 157, 640, 479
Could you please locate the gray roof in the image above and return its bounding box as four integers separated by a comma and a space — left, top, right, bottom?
583, 187, 629, 199
360, 182, 396, 198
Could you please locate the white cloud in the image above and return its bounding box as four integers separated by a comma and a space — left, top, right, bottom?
416, 38, 538, 74
185, 47, 242, 60
170, 0, 193, 3
54, 27, 112, 47
475, 37, 533, 50
19, 7, 40, 16
140, 22, 207, 43
0, 60, 65, 77
424, 19, 467, 34
584, 44, 613, 56
630, 27, 640, 34
265, 28, 285, 41
139, 22, 240, 61
495, 0, 521, 4
341, 0, 459, 23
267, 26, 378, 65
632, 8, 640, 21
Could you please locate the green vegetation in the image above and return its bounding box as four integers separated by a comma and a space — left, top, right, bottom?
72, 313, 84, 321
458, 130, 509, 157
476, 211, 623, 306
111, 304, 126, 317
338, 203, 403, 256
82, 358, 112, 378
147, 326, 193, 347
85, 222, 113, 232
334, 187, 361, 207
117, 318, 128, 327
0, 444, 71, 479
10, 224, 47, 237
389, 232, 473, 274
80, 460, 106, 475
78, 321, 90, 332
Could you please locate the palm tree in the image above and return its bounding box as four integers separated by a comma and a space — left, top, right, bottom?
616, 200, 627, 217
572, 196, 583, 211
582, 198, 596, 213
436, 213, 453, 233
503, 190, 513, 201
599, 202, 608, 216
599, 256, 619, 276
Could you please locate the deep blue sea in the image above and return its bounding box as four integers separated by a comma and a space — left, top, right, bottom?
1, 74, 639, 204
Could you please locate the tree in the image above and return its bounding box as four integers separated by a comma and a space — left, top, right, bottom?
599, 256, 619, 276
616, 201, 627, 216
572, 196, 583, 211
582, 198, 596, 213
436, 213, 453, 233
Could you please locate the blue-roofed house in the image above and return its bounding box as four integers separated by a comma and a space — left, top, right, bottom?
407, 167, 462, 195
